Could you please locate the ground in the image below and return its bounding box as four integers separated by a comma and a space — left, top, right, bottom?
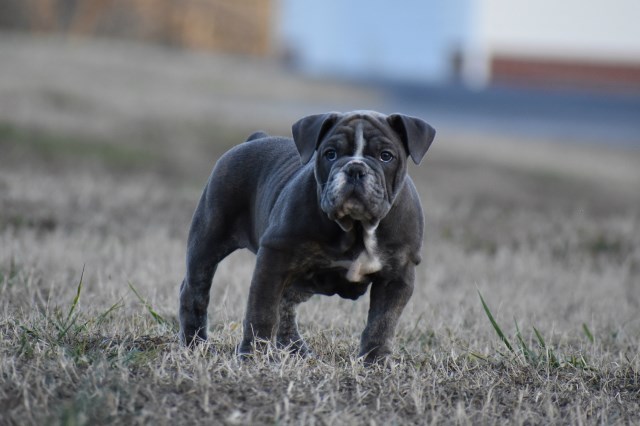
1, 35, 639, 425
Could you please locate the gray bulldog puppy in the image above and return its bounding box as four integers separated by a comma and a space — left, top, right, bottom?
179, 111, 435, 363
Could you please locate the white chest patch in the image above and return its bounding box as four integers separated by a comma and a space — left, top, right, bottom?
345, 249, 382, 282
331, 227, 383, 282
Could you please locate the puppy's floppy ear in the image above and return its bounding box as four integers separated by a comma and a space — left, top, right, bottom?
292, 112, 341, 164
387, 114, 436, 164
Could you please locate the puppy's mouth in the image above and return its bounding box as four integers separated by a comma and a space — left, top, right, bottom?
334, 197, 370, 220
321, 175, 386, 232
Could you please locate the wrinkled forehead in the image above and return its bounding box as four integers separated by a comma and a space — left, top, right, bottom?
342, 110, 387, 121
328, 112, 395, 140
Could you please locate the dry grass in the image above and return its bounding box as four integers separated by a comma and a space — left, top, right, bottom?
1, 35, 640, 425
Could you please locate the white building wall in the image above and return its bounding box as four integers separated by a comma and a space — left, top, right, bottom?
480, 0, 640, 62
463, 0, 640, 86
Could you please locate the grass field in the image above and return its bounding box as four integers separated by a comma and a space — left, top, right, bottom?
1, 36, 640, 425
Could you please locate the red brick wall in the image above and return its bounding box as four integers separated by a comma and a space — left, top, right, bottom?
491, 56, 640, 92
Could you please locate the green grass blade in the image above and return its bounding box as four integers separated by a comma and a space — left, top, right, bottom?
57, 266, 85, 340
567, 354, 591, 370
468, 352, 489, 362
515, 319, 536, 364
96, 299, 124, 326
478, 290, 514, 354
533, 326, 547, 348
582, 323, 595, 343
128, 282, 168, 326
533, 326, 559, 367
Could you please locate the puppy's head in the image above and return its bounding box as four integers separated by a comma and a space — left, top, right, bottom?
292, 111, 435, 231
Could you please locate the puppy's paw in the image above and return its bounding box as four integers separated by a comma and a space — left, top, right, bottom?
277, 338, 315, 359
179, 328, 208, 348
358, 345, 391, 366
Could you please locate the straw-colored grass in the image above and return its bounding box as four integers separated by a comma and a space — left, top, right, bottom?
2, 122, 639, 425
1, 35, 639, 425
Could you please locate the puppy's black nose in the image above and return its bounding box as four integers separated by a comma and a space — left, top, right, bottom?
345, 161, 367, 180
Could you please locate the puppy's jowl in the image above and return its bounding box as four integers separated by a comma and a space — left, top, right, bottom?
179, 111, 435, 363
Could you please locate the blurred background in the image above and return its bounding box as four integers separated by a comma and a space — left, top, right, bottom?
1, 0, 639, 149
1, 0, 640, 260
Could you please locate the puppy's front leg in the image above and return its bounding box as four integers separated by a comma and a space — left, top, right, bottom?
359, 266, 415, 364
237, 247, 290, 357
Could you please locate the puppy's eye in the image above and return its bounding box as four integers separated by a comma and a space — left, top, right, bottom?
324, 149, 338, 161
379, 151, 394, 162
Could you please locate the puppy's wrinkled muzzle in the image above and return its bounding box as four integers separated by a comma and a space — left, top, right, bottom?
321, 162, 387, 232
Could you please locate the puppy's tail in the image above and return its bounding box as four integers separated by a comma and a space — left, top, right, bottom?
245, 131, 269, 142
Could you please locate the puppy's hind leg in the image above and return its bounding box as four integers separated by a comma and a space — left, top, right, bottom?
178, 190, 239, 346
